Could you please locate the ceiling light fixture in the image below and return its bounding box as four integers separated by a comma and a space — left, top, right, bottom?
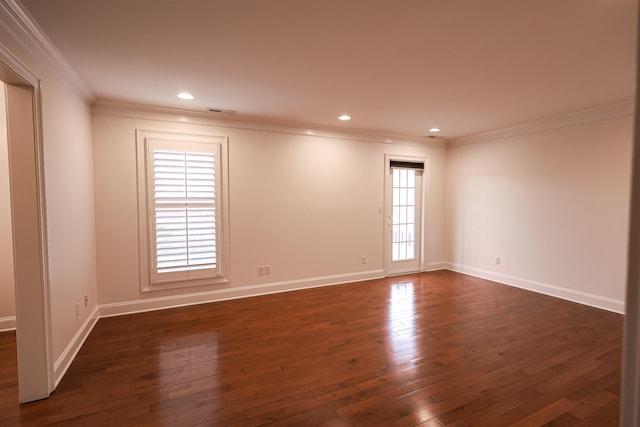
429, 127, 441, 133
177, 92, 194, 100
338, 114, 351, 121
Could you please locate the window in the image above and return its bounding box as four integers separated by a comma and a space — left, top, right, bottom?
137, 130, 229, 291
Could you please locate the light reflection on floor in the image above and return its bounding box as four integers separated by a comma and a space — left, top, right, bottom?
389, 281, 438, 425
388, 281, 417, 364
157, 331, 220, 405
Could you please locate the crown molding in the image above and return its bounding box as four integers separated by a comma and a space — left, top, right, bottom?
0, 0, 93, 102
92, 99, 448, 148
449, 100, 635, 147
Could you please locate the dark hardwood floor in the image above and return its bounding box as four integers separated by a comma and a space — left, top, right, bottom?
0, 271, 623, 426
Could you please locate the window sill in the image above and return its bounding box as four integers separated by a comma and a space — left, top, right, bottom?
142, 276, 230, 293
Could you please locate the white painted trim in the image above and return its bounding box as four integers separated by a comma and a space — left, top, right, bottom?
449, 101, 634, 147
53, 306, 99, 388
135, 129, 230, 293
425, 261, 447, 272
0, 316, 16, 332
621, 21, 640, 422
91, 100, 445, 148
383, 154, 429, 276
0, 0, 92, 101
99, 269, 385, 318
445, 263, 624, 314
31, 72, 55, 397
1, 57, 53, 400
0, 41, 37, 86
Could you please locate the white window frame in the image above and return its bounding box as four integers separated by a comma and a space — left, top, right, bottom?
136, 129, 229, 292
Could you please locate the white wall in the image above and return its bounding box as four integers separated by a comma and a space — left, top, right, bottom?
92, 107, 447, 313
40, 78, 98, 363
0, 81, 16, 328
446, 113, 633, 312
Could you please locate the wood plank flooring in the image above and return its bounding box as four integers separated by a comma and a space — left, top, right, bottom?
0, 271, 623, 426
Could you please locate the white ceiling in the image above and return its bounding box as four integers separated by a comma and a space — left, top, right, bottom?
19, 0, 638, 139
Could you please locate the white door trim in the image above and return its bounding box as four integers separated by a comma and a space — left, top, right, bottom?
0, 41, 54, 402
383, 154, 428, 276
621, 28, 640, 421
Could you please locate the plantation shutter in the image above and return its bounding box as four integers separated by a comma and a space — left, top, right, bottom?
147, 139, 220, 283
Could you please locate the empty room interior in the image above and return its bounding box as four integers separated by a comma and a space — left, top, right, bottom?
0, 0, 639, 425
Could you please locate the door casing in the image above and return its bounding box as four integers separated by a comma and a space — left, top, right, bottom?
383, 154, 428, 276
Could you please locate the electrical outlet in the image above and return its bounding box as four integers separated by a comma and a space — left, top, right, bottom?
496, 257, 501, 265
84, 294, 89, 307
264, 265, 270, 275
75, 302, 80, 318
257, 266, 264, 276
362, 256, 367, 264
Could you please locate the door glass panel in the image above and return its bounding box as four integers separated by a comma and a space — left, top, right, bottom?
392, 168, 417, 262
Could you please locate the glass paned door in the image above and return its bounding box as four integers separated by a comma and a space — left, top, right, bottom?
389, 166, 422, 274
392, 168, 416, 262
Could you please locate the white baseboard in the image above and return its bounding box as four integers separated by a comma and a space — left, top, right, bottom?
53, 306, 99, 388
99, 269, 386, 318
426, 261, 447, 272
445, 262, 625, 314
0, 316, 16, 332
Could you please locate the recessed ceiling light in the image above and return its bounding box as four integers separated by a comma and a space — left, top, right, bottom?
177, 92, 194, 100
429, 127, 441, 133
338, 114, 351, 121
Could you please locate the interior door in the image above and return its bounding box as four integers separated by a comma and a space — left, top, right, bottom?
387, 160, 423, 275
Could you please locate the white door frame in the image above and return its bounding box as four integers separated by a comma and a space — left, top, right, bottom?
0, 42, 53, 402
383, 154, 428, 276
621, 15, 640, 420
